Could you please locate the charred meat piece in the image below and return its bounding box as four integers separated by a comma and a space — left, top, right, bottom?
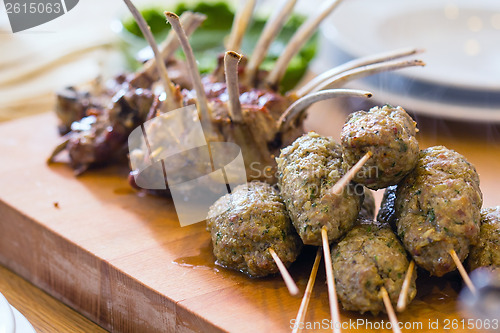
331, 218, 417, 315
62, 87, 155, 174
377, 185, 398, 230
395, 146, 482, 277
206, 182, 302, 278
181, 79, 303, 183
341, 105, 419, 190
468, 207, 500, 271
276, 132, 362, 245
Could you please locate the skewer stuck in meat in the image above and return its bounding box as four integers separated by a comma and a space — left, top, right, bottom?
276, 132, 363, 245
206, 182, 302, 277
395, 146, 482, 277
331, 218, 417, 315
340, 105, 420, 190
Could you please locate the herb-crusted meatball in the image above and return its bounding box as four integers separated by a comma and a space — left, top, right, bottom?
206, 182, 302, 277
377, 185, 398, 230
341, 105, 419, 190
331, 219, 417, 315
395, 146, 482, 277
468, 207, 500, 271
276, 132, 362, 245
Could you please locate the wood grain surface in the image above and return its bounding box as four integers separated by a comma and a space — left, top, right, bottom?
0, 265, 107, 333
0, 101, 499, 332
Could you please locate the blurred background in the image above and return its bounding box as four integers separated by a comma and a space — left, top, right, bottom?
1, 0, 499, 204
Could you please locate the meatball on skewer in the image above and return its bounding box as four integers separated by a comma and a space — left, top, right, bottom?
468, 206, 500, 272
276, 132, 363, 246
206, 182, 302, 294
277, 132, 363, 329
340, 105, 420, 190
395, 146, 482, 278
331, 218, 416, 328
291, 189, 379, 332
326, 105, 419, 202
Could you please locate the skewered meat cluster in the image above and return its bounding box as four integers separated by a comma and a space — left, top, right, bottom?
331, 218, 417, 315
276, 132, 363, 245
395, 146, 482, 277
341, 105, 419, 190
46, 0, 499, 324
63, 88, 156, 174
468, 206, 500, 271
206, 181, 302, 277
49, 0, 424, 188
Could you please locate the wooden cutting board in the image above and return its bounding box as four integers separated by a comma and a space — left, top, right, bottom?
1, 110, 499, 333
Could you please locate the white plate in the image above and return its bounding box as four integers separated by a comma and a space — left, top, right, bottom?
11, 307, 36, 333
0, 292, 36, 333
342, 79, 500, 123
325, 0, 500, 91
315, 38, 500, 123
0, 293, 15, 333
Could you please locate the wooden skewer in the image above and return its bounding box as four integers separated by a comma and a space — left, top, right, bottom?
380, 287, 402, 333
266, 0, 343, 88
396, 260, 415, 312
296, 47, 424, 98
278, 89, 372, 132
122, 0, 180, 110
245, 0, 297, 84
292, 247, 322, 333
269, 248, 299, 296
449, 249, 477, 296
164, 11, 213, 134
328, 152, 373, 198
321, 227, 342, 333
224, 51, 244, 123
225, 0, 256, 51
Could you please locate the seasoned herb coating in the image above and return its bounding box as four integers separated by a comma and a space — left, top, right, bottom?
341, 105, 419, 190
377, 185, 398, 230
206, 182, 302, 277
360, 188, 376, 220
468, 207, 500, 271
276, 132, 362, 245
331, 219, 417, 315
395, 146, 482, 277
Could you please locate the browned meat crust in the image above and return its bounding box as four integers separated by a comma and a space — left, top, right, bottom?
341, 105, 419, 190
276, 132, 362, 245
206, 182, 302, 277
395, 146, 482, 277
332, 219, 417, 315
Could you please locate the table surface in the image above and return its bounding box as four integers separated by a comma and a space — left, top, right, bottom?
0, 265, 106, 333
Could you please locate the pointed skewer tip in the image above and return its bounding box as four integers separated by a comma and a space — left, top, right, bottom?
269, 247, 299, 296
